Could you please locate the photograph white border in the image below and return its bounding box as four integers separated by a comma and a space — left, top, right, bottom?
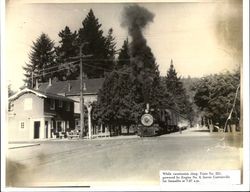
1, 0, 249, 191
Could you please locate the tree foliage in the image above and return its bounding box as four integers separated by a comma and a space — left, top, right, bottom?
164, 60, 194, 124
23, 9, 118, 86
94, 36, 164, 129
129, 43, 162, 107
193, 71, 240, 127
78, 9, 115, 78
55, 26, 78, 80
104, 28, 116, 62
8, 84, 15, 97
94, 40, 141, 128
116, 39, 130, 69
23, 33, 55, 87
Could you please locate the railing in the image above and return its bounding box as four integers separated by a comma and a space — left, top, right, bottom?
92, 132, 110, 138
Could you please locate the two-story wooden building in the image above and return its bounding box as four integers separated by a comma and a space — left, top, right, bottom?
8, 88, 76, 141
8, 78, 104, 141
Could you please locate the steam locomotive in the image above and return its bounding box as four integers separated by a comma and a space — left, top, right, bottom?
137, 104, 181, 137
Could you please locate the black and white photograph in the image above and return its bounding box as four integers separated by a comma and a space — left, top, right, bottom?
1, 0, 249, 191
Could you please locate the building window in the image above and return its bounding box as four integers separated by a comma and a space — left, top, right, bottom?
50, 99, 55, 110
24, 98, 32, 110
66, 121, 69, 129
59, 100, 63, 108
66, 102, 70, 111
20, 121, 25, 129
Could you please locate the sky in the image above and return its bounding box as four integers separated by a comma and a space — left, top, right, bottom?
5, 0, 243, 91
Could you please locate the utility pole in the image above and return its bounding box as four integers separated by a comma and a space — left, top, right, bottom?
87, 102, 92, 140
78, 42, 92, 138
79, 44, 84, 138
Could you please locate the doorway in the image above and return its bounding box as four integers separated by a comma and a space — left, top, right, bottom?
57, 121, 62, 132
34, 121, 40, 139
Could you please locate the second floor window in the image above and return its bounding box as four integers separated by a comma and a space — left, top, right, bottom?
66, 102, 70, 111
50, 99, 55, 110
59, 100, 63, 108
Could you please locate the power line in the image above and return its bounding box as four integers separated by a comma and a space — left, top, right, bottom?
32, 62, 79, 78
32, 56, 187, 79
32, 67, 69, 78
82, 58, 132, 61
31, 62, 107, 78
67, 56, 132, 62
32, 59, 131, 78
81, 62, 130, 75
30, 60, 79, 73
32, 60, 187, 78
30, 60, 176, 81
31, 58, 132, 74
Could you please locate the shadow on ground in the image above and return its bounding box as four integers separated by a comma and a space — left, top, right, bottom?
224, 133, 243, 148
192, 129, 210, 132
6, 159, 26, 187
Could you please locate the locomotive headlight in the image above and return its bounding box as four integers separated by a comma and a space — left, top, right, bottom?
141, 114, 154, 127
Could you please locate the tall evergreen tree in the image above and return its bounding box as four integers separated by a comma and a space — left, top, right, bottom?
95, 5, 164, 130
104, 28, 116, 61
164, 60, 194, 121
55, 26, 78, 80
103, 28, 116, 75
78, 9, 114, 78
94, 39, 141, 134
23, 33, 55, 87
129, 44, 162, 108
165, 60, 182, 97
96, 37, 164, 131
95, 40, 132, 129
116, 38, 130, 69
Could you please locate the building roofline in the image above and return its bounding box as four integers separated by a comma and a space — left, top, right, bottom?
37, 78, 104, 95
66, 92, 98, 96
8, 88, 75, 102
9, 88, 47, 100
